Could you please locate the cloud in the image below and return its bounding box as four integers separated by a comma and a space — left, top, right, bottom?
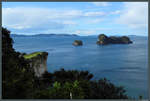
86, 19, 104, 24
2, 7, 82, 33
92, 2, 110, 6
74, 30, 96, 36
62, 20, 77, 25
73, 27, 115, 36
110, 10, 121, 15
2, 7, 108, 34
116, 2, 148, 29
84, 11, 105, 17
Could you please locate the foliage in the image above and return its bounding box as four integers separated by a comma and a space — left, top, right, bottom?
98, 34, 108, 41
38, 69, 129, 99
34, 80, 84, 99
49, 68, 93, 84
2, 27, 35, 99
2, 27, 129, 99
23, 52, 42, 59
88, 78, 128, 99
97, 34, 132, 45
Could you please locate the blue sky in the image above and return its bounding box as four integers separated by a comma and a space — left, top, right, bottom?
2, 2, 148, 36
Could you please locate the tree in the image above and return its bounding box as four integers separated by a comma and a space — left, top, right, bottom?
2, 27, 129, 99
40, 69, 129, 99
2, 27, 34, 99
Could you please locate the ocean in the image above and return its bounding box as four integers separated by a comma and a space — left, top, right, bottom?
12, 35, 148, 99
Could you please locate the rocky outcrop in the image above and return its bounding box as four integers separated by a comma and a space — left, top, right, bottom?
73, 40, 83, 46
23, 52, 48, 77
96, 34, 133, 45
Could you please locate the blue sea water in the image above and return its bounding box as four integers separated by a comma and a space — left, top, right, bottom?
12, 35, 148, 99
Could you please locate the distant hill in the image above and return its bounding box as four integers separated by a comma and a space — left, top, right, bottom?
128, 35, 148, 38
11, 34, 78, 37
11, 34, 147, 38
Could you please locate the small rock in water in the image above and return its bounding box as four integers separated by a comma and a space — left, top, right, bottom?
73, 40, 83, 46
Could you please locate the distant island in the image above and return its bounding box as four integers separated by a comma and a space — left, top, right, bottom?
11, 33, 78, 37
96, 34, 133, 45
11, 33, 146, 38
3, 27, 130, 99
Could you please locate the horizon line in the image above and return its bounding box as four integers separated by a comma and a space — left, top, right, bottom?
11, 33, 148, 37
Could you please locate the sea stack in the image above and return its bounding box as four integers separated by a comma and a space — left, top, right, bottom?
96, 34, 133, 45
23, 52, 48, 77
73, 40, 83, 46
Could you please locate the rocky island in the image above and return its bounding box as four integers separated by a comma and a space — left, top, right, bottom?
73, 40, 83, 46
23, 52, 48, 77
96, 34, 133, 45
3, 27, 130, 99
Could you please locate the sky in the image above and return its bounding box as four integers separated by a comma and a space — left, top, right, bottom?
2, 2, 148, 36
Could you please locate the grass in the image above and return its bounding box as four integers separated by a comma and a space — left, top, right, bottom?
23, 52, 42, 59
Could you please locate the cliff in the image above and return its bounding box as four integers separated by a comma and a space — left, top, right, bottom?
97, 34, 133, 45
23, 52, 48, 77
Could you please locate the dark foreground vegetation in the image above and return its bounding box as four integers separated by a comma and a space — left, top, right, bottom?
2, 27, 129, 99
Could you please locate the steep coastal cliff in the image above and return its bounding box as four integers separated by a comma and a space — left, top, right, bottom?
3, 27, 130, 99
23, 52, 48, 77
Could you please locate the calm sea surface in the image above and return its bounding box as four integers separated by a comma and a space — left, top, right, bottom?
12, 35, 148, 99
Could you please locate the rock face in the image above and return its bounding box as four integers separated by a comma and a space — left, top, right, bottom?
73, 40, 83, 46
96, 34, 133, 45
23, 52, 48, 77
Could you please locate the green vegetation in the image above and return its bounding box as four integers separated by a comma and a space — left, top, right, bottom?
34, 69, 128, 99
34, 80, 84, 99
2, 27, 35, 98
97, 34, 133, 45
98, 34, 108, 41
23, 52, 42, 59
2, 27, 129, 99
